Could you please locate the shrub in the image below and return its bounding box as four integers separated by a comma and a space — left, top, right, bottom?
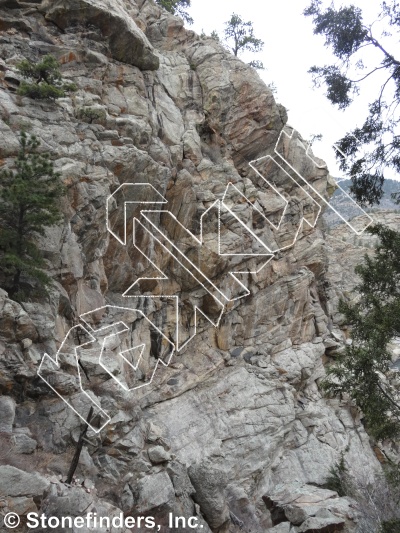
324, 454, 349, 496
16, 54, 77, 101
76, 107, 107, 124
324, 458, 400, 532
381, 519, 400, 533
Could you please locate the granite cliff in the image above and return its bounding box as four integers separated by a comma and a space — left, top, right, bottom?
0, 1, 385, 531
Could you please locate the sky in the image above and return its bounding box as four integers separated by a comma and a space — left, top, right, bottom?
186, 0, 397, 180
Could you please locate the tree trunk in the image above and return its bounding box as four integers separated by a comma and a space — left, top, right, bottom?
9, 206, 25, 296
9, 268, 21, 297
65, 407, 94, 484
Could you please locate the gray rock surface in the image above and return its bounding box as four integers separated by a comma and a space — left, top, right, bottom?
264, 483, 355, 530
0, 395, 15, 433
269, 524, 292, 533
0, 466, 49, 498
0, 0, 388, 531
135, 471, 175, 513
40, 482, 132, 533
12, 433, 37, 454
40, 0, 159, 70
188, 458, 231, 530
148, 445, 171, 464
297, 515, 345, 532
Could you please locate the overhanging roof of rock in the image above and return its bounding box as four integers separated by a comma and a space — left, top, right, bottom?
40, 0, 159, 70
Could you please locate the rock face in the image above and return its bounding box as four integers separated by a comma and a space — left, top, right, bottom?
0, 395, 15, 433
263, 484, 354, 530
0, 0, 384, 531
40, 0, 160, 70
325, 211, 400, 328
0, 465, 49, 498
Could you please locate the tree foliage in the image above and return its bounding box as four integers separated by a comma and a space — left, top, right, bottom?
324, 454, 349, 496
155, 0, 193, 24
304, 0, 400, 206
210, 30, 220, 42
0, 132, 64, 300
223, 13, 264, 69
323, 224, 400, 440
322, 455, 400, 530
381, 519, 400, 533
17, 54, 77, 101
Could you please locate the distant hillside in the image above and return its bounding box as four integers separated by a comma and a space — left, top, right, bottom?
323, 178, 400, 227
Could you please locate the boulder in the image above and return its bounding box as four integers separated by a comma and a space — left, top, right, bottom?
298, 515, 345, 532
188, 459, 230, 530
0, 466, 49, 498
41, 482, 130, 532
148, 445, 171, 464
263, 484, 352, 530
0, 396, 15, 433
5, 496, 37, 516
135, 472, 175, 513
12, 433, 37, 454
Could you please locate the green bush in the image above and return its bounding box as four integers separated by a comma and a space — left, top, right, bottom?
18, 81, 64, 100
324, 454, 348, 496
16, 54, 77, 101
381, 519, 400, 532
76, 107, 107, 124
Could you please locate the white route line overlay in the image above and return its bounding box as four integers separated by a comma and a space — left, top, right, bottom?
248, 156, 322, 253
273, 128, 373, 235
38, 304, 176, 433
38, 324, 111, 433
38, 127, 374, 431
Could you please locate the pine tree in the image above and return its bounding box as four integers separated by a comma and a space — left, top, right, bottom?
17, 54, 77, 101
223, 13, 264, 69
323, 224, 400, 440
0, 132, 64, 300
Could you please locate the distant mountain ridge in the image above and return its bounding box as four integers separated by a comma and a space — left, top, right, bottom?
323, 178, 400, 227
